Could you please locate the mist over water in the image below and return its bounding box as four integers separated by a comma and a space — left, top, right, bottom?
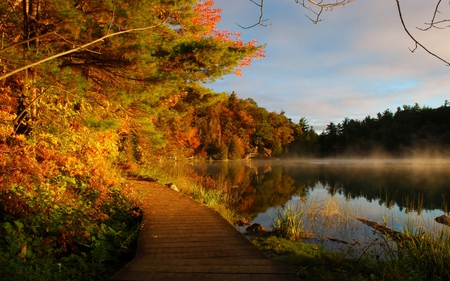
188, 158, 450, 214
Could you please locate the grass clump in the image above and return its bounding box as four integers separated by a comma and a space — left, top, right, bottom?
270, 204, 306, 241
381, 230, 450, 280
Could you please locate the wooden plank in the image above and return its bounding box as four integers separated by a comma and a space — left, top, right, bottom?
137, 238, 260, 246
111, 272, 298, 281
137, 246, 257, 253
109, 180, 299, 281
113, 264, 297, 274
129, 257, 282, 266
134, 250, 265, 259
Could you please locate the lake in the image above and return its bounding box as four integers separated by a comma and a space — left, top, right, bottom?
165, 159, 450, 257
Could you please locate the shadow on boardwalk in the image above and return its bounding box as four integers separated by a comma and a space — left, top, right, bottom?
109, 180, 299, 281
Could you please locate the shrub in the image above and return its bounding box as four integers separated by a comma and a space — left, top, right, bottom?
0, 130, 141, 280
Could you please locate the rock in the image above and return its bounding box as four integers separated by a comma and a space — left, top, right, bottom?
435, 215, 450, 227
165, 183, 179, 192
246, 223, 265, 234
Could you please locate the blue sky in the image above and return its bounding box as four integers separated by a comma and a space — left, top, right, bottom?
208, 0, 450, 132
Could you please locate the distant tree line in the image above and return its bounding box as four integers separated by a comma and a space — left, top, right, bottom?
318, 102, 450, 157
169, 98, 450, 159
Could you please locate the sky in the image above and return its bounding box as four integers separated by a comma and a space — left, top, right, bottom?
208, 0, 450, 132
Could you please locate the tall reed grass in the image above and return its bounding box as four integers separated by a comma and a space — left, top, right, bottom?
267, 191, 450, 280
377, 228, 450, 280
270, 204, 305, 241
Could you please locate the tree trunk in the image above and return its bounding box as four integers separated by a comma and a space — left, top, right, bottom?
357, 217, 404, 242
17, 0, 40, 134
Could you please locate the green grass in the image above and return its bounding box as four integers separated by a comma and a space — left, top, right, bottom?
252, 235, 376, 281
252, 228, 450, 280
270, 203, 306, 241
383, 230, 450, 280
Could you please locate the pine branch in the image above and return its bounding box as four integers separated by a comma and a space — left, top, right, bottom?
0, 21, 167, 81
0, 32, 57, 54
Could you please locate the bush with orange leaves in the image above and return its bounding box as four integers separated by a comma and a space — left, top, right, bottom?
0, 128, 141, 280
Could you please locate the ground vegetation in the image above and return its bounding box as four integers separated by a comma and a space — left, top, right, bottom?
0, 0, 263, 279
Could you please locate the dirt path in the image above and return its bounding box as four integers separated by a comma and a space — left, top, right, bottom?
109, 180, 298, 281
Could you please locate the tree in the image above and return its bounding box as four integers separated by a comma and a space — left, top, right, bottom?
0, 0, 264, 157
0, 1, 267, 278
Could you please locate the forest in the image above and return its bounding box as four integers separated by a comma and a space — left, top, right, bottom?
1, 0, 450, 279
318, 102, 450, 157
153, 94, 450, 159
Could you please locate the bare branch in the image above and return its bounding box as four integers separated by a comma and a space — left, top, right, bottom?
417, 0, 442, 31
54, 33, 102, 55
240, 0, 355, 28
0, 20, 167, 81
240, 0, 450, 66
296, 0, 356, 24
302, 4, 324, 24
416, 0, 450, 31
237, 0, 272, 29
395, 0, 450, 66
298, 0, 356, 10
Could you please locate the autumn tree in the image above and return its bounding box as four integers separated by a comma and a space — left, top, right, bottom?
188, 92, 298, 160
0, 0, 264, 158
0, 1, 265, 278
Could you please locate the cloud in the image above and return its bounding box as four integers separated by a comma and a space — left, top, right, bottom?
210, 0, 450, 132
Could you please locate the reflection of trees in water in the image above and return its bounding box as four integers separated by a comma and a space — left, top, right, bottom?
183, 161, 450, 219
189, 161, 308, 219
288, 163, 450, 212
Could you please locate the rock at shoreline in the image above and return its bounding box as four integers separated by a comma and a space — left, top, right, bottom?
435, 215, 450, 227
246, 223, 266, 234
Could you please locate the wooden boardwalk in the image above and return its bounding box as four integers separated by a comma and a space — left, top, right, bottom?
109, 180, 299, 281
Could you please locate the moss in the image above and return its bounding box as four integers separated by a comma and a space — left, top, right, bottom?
252, 235, 378, 281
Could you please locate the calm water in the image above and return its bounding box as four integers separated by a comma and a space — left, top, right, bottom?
166, 159, 450, 256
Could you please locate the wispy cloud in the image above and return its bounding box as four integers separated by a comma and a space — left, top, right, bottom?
210, 0, 450, 131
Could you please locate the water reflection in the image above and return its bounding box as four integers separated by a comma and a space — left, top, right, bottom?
187, 161, 308, 219
184, 160, 450, 220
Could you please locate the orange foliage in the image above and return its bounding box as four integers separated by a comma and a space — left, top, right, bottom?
0, 87, 17, 139
160, 91, 188, 108
187, 127, 201, 150
193, 0, 265, 76
203, 176, 218, 189
192, 0, 222, 35
0, 126, 129, 253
